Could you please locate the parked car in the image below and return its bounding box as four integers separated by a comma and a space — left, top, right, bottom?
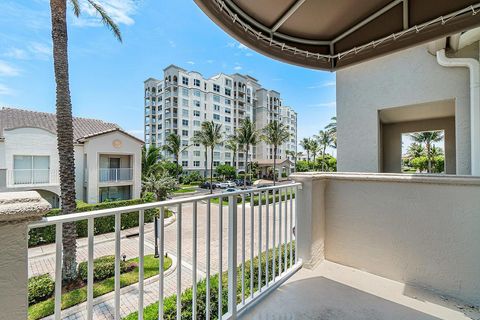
234, 179, 252, 186
223, 188, 238, 193
215, 182, 229, 189
226, 180, 236, 188
200, 181, 216, 189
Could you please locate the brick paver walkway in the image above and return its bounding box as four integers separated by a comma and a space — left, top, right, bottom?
29, 194, 296, 319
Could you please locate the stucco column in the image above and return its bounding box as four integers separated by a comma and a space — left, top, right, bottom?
0, 191, 51, 320
291, 173, 326, 268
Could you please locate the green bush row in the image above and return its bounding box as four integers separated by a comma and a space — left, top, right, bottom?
78, 255, 134, 282
28, 195, 166, 247
28, 274, 55, 305
125, 242, 295, 320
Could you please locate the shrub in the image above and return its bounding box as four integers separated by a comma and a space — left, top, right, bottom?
28, 274, 54, 305
28, 197, 158, 247
181, 171, 203, 185
77, 255, 134, 282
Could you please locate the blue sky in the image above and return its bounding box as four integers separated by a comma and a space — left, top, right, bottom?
0, 0, 336, 142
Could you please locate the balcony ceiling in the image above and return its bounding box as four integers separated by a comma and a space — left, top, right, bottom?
194, 0, 480, 71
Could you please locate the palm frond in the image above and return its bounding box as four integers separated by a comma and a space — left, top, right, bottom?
87, 0, 122, 42
69, 0, 81, 17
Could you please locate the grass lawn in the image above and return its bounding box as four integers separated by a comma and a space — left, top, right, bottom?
28, 255, 172, 320
174, 187, 196, 194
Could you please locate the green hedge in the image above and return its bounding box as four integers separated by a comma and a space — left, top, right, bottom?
78, 255, 134, 282
126, 242, 295, 319
28, 274, 55, 305
28, 197, 161, 247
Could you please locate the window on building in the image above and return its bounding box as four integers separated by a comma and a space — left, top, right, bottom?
225, 79, 232, 87
182, 130, 189, 137
194, 89, 201, 97
238, 161, 244, 167
182, 88, 189, 96
182, 109, 189, 117
182, 150, 188, 157
225, 108, 231, 114
225, 117, 231, 123
213, 161, 220, 167
194, 150, 201, 157
182, 119, 189, 126
225, 152, 231, 158
182, 99, 189, 107
214, 151, 221, 159
194, 100, 200, 107
213, 114, 220, 121
213, 84, 220, 92
194, 110, 201, 117
182, 161, 188, 167
193, 120, 201, 126
225, 88, 231, 96
213, 95, 220, 103
182, 140, 188, 146
194, 161, 200, 167
182, 76, 189, 85
225, 126, 231, 132
225, 99, 231, 105
194, 79, 201, 87
13, 155, 50, 184
214, 104, 220, 111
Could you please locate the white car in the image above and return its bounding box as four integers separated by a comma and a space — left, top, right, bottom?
215, 182, 229, 189
226, 181, 236, 188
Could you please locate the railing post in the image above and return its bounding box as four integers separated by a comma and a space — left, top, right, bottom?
227, 195, 238, 319
289, 174, 326, 268
0, 191, 51, 320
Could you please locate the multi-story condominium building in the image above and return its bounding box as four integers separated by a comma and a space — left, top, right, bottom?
144, 65, 297, 176
0, 107, 143, 207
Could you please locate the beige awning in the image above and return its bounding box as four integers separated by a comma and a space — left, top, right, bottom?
194, 0, 480, 70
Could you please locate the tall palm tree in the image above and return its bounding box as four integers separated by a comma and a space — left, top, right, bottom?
225, 136, 239, 172
406, 142, 424, 160
201, 121, 223, 193
310, 139, 319, 164
300, 137, 312, 165
285, 150, 298, 173
142, 145, 162, 178
51, 0, 121, 282
317, 130, 334, 171
262, 121, 290, 185
192, 130, 209, 179
235, 118, 259, 189
410, 131, 444, 173
162, 133, 188, 174
325, 116, 337, 135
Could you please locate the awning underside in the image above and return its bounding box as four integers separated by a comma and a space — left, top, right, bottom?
194, 0, 480, 70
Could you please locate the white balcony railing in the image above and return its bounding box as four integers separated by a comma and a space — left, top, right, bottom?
28, 183, 301, 320
8, 169, 58, 186
99, 168, 133, 182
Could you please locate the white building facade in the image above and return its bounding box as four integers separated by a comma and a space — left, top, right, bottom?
0, 108, 143, 207
144, 65, 297, 175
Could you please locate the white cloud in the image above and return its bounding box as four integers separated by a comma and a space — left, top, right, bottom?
186, 61, 195, 65
4, 48, 28, 60
307, 80, 336, 89
308, 101, 336, 108
73, 0, 139, 27
245, 52, 253, 57
28, 42, 51, 59
233, 65, 242, 71
0, 84, 14, 95
168, 40, 176, 48
206, 59, 214, 64
226, 42, 236, 48
0, 60, 20, 77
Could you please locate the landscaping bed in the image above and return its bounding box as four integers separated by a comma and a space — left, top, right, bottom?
28, 254, 172, 320
210, 191, 295, 206
125, 243, 295, 319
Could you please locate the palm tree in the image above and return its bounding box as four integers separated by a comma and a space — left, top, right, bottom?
201, 121, 223, 193
317, 130, 334, 171
51, 0, 121, 282
285, 150, 298, 173
162, 133, 188, 174
300, 137, 312, 165
225, 136, 239, 172
406, 142, 424, 160
192, 130, 209, 179
310, 139, 319, 164
235, 118, 259, 189
142, 145, 162, 178
410, 131, 444, 173
262, 121, 290, 185
142, 173, 178, 201
325, 116, 337, 135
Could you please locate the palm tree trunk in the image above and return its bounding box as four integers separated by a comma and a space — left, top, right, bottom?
233, 150, 236, 176
244, 146, 249, 190
427, 143, 432, 173
51, 0, 77, 282
204, 146, 208, 179
273, 146, 277, 186
210, 147, 214, 194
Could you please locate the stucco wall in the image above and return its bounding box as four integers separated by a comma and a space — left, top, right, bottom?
320, 174, 480, 306
382, 117, 456, 173
336, 44, 471, 174
83, 131, 142, 203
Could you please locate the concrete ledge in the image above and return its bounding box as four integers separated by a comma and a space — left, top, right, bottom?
291, 172, 480, 186
0, 191, 51, 223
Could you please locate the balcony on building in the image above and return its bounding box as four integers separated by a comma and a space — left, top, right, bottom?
98, 154, 133, 183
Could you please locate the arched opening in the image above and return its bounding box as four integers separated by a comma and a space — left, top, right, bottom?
34, 189, 60, 208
